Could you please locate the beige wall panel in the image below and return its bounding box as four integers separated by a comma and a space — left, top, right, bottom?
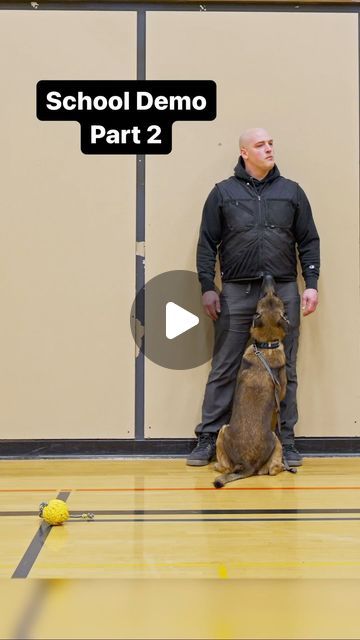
0, 11, 136, 438
145, 12, 359, 438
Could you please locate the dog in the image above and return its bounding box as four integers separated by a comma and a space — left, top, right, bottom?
213, 275, 290, 488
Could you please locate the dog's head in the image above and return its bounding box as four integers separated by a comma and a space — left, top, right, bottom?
250, 275, 289, 342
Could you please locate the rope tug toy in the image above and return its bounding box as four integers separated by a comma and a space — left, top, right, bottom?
39, 499, 95, 525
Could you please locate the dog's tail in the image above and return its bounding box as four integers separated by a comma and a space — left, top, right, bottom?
213, 470, 252, 488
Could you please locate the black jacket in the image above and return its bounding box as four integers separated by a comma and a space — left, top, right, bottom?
197, 158, 320, 294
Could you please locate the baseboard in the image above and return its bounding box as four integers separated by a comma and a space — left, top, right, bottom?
0, 437, 359, 459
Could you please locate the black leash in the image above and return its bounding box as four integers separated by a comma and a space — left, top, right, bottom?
253, 343, 297, 474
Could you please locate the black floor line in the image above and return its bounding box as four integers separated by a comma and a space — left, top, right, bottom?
70, 508, 360, 515
68, 516, 360, 523
2, 507, 360, 517
11, 491, 71, 579
1, 511, 42, 516
10, 580, 48, 640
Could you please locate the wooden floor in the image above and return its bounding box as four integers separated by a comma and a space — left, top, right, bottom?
1, 457, 360, 638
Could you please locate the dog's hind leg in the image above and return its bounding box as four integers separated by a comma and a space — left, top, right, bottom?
214, 425, 232, 473
268, 435, 285, 475
258, 434, 284, 477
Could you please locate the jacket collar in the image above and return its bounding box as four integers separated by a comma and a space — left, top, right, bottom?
233, 156, 280, 185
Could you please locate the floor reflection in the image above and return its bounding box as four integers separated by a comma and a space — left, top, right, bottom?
1, 578, 360, 639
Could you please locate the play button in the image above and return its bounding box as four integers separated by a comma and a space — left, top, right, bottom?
166, 303, 199, 340
130, 270, 229, 370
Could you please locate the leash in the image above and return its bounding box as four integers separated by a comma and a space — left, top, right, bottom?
253, 343, 297, 474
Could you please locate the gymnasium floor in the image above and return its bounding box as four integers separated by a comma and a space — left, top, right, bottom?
1, 457, 360, 639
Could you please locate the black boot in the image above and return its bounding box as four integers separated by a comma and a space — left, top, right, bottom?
282, 442, 303, 467
186, 433, 217, 467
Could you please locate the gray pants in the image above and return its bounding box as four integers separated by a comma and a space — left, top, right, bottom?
196, 281, 301, 444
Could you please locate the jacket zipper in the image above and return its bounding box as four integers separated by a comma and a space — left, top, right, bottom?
257, 194, 264, 277
246, 179, 265, 278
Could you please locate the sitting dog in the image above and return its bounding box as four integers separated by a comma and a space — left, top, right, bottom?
214, 275, 290, 488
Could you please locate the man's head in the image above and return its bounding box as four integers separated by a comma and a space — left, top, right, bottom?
239, 128, 275, 180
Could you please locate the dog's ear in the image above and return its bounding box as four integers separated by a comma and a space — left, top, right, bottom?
252, 312, 263, 328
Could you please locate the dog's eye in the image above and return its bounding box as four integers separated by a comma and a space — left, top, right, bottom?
279, 312, 290, 326
252, 312, 263, 327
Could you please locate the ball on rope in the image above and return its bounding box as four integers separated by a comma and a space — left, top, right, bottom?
39, 500, 95, 525
39, 499, 69, 525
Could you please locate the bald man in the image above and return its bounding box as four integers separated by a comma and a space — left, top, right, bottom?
187, 128, 320, 467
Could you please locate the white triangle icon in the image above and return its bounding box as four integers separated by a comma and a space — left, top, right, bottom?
166, 302, 199, 340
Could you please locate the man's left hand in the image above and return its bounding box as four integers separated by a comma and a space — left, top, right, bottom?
302, 288, 318, 316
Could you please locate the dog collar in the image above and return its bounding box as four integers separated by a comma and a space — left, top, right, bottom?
254, 340, 280, 350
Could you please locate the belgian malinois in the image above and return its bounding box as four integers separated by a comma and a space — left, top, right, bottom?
214, 275, 290, 488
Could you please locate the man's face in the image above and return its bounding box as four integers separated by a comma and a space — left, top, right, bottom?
240, 130, 275, 176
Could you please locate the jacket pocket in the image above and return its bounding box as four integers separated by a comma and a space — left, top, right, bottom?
222, 199, 257, 231
266, 199, 295, 229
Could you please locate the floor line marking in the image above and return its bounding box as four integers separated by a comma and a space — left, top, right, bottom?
2, 485, 360, 493
11, 579, 48, 639
67, 516, 360, 522
72, 486, 360, 492
44, 560, 360, 569
2, 508, 360, 517
11, 491, 71, 579
0, 489, 62, 493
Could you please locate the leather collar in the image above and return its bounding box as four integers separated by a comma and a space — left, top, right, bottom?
254, 340, 280, 350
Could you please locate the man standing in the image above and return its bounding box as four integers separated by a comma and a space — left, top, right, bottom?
187, 128, 320, 467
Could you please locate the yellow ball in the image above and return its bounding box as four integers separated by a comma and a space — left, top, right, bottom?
41, 499, 69, 525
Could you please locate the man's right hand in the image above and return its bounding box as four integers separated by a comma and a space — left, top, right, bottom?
202, 290, 221, 321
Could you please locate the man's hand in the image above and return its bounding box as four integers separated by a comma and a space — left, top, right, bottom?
202, 290, 221, 321
302, 288, 318, 316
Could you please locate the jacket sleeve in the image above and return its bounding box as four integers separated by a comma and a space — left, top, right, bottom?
196, 185, 223, 294
294, 184, 320, 290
